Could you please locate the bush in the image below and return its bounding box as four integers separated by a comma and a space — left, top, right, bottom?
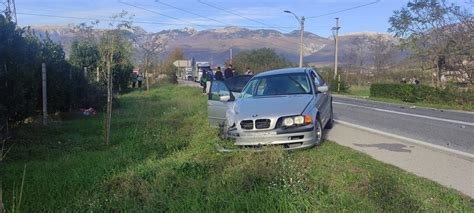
370, 83, 474, 106
328, 78, 351, 93
0, 15, 107, 131
319, 70, 350, 93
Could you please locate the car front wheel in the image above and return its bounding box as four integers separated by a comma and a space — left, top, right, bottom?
314, 119, 323, 146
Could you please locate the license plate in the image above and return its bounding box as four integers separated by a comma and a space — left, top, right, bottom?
242, 131, 276, 137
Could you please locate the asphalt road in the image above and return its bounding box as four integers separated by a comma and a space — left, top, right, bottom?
333, 96, 474, 154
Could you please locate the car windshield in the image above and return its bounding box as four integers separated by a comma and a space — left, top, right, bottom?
241, 73, 311, 97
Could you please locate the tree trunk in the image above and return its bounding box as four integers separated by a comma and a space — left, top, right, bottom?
436, 58, 441, 88
105, 43, 114, 145
145, 53, 150, 91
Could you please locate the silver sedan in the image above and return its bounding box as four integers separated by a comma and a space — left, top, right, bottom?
208, 68, 334, 151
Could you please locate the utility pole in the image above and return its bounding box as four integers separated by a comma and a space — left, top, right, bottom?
299, 16, 305, 68
42, 63, 47, 125
332, 17, 340, 80
284, 10, 305, 68
229, 48, 233, 64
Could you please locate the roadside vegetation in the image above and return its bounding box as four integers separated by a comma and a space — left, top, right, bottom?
1, 85, 472, 211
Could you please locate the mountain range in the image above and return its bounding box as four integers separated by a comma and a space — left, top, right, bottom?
29, 25, 406, 66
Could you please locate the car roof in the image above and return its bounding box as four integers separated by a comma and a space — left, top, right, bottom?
254, 67, 311, 77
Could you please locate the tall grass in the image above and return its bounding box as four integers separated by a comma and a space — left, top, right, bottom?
0, 85, 472, 211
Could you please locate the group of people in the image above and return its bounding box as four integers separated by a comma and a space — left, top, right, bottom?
400, 76, 420, 85
131, 72, 145, 88
200, 65, 254, 94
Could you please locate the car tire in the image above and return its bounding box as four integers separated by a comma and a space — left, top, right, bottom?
314, 119, 324, 146
325, 105, 334, 129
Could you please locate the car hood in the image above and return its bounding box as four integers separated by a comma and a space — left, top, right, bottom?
233, 95, 313, 120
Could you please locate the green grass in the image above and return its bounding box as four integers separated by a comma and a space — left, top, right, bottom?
1, 85, 472, 211
340, 85, 474, 111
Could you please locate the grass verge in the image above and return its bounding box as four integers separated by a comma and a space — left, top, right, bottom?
341, 86, 473, 111
1, 85, 472, 211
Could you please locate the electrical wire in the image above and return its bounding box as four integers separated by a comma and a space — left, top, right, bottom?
306, 0, 381, 19
155, 0, 296, 30
197, 0, 292, 33
120, 1, 298, 51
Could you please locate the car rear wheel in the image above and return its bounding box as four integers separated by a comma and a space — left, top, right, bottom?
314, 119, 323, 146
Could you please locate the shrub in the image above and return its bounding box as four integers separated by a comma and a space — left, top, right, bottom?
370, 83, 474, 106
328, 78, 350, 93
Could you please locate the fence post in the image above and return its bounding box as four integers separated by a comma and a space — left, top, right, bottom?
96, 67, 100, 82
42, 63, 47, 125
337, 74, 341, 93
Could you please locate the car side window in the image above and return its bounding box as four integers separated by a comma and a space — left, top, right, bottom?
241, 79, 258, 98
210, 81, 230, 101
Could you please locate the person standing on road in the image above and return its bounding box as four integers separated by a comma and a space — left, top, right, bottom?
215, 66, 223, 81
410, 76, 420, 85
246, 67, 253, 75
137, 73, 144, 88
224, 64, 233, 79
131, 72, 138, 88
400, 78, 407, 84
200, 70, 208, 95
232, 68, 238, 76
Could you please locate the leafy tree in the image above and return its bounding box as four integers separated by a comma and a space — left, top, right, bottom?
0, 13, 105, 132
161, 48, 184, 83
229, 48, 292, 74
389, 0, 473, 85
69, 40, 100, 80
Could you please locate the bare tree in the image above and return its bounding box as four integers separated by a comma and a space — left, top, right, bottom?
370, 34, 396, 73
134, 33, 166, 91
99, 11, 134, 145
343, 36, 368, 72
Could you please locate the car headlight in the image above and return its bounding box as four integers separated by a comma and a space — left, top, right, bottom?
294, 116, 304, 125
283, 117, 294, 126
282, 115, 312, 127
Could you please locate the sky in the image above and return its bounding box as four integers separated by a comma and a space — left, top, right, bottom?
13, 0, 472, 37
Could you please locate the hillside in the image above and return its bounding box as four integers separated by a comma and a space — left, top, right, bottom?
29, 25, 405, 66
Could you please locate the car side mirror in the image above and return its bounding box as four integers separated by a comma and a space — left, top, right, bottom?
317, 85, 328, 93
219, 95, 231, 102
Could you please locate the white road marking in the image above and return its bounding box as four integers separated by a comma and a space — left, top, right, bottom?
333, 101, 474, 127
334, 120, 474, 161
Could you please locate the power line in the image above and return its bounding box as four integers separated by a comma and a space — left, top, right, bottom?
197, 0, 291, 33
154, 0, 296, 30
119, 1, 298, 51
17, 8, 296, 30
16, 12, 195, 27
155, 0, 300, 47
17, 5, 300, 52
306, 0, 381, 19
192, 0, 302, 48
118, 0, 207, 29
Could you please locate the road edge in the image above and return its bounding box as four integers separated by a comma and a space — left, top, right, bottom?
334, 119, 474, 161
333, 94, 474, 115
